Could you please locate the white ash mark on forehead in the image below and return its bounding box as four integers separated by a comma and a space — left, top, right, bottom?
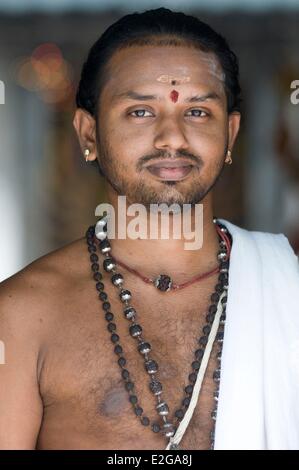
197, 54, 226, 82
157, 74, 191, 85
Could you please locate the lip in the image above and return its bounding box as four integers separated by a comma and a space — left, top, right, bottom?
145, 159, 195, 169
146, 164, 194, 181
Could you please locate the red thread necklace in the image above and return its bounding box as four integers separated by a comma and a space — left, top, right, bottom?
110, 223, 231, 292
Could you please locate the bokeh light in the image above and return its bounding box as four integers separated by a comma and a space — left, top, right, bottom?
13, 42, 75, 106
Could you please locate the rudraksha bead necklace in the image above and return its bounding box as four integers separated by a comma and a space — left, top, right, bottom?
86, 217, 231, 449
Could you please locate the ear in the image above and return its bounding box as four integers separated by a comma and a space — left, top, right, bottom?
73, 108, 97, 161
227, 112, 241, 151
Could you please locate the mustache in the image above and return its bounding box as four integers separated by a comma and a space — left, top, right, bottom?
136, 149, 202, 172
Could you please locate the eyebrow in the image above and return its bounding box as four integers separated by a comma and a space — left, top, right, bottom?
112, 90, 222, 103
186, 92, 221, 103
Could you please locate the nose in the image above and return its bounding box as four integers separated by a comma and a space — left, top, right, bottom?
153, 117, 188, 153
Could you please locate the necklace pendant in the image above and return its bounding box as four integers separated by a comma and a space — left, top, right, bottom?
154, 274, 172, 292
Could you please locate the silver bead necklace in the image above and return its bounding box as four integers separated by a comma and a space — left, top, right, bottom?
86, 217, 230, 449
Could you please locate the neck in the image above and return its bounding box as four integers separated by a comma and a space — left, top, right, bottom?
100, 190, 219, 284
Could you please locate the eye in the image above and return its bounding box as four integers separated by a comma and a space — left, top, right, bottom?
129, 109, 154, 118
185, 109, 209, 118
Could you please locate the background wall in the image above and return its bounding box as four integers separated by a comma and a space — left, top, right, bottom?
0, 0, 298, 281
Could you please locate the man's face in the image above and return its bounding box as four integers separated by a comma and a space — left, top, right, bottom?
96, 45, 239, 207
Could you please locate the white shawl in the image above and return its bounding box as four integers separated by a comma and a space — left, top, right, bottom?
214, 219, 299, 450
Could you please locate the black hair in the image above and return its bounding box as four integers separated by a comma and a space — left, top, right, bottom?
76, 7, 242, 118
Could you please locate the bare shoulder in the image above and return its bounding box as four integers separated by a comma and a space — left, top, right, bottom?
1, 235, 89, 286
0, 236, 90, 337
0, 237, 91, 449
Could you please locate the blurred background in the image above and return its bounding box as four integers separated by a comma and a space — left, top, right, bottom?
0, 0, 299, 281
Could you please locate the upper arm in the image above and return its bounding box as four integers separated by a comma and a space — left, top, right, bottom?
0, 274, 44, 449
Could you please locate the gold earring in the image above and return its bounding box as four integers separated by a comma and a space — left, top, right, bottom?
84, 148, 90, 162
225, 149, 232, 165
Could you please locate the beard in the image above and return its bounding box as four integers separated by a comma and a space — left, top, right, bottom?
96, 135, 228, 209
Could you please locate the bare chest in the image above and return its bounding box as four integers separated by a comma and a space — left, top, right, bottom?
37, 276, 221, 450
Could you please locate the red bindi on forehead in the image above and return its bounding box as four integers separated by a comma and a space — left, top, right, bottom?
170, 90, 179, 103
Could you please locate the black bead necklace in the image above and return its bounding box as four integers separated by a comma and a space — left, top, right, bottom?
86, 218, 231, 449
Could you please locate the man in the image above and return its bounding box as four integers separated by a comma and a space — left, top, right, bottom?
0, 8, 298, 450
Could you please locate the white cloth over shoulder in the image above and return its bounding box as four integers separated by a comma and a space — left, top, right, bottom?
214, 219, 299, 450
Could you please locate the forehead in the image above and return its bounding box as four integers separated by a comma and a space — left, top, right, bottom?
102, 45, 225, 98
